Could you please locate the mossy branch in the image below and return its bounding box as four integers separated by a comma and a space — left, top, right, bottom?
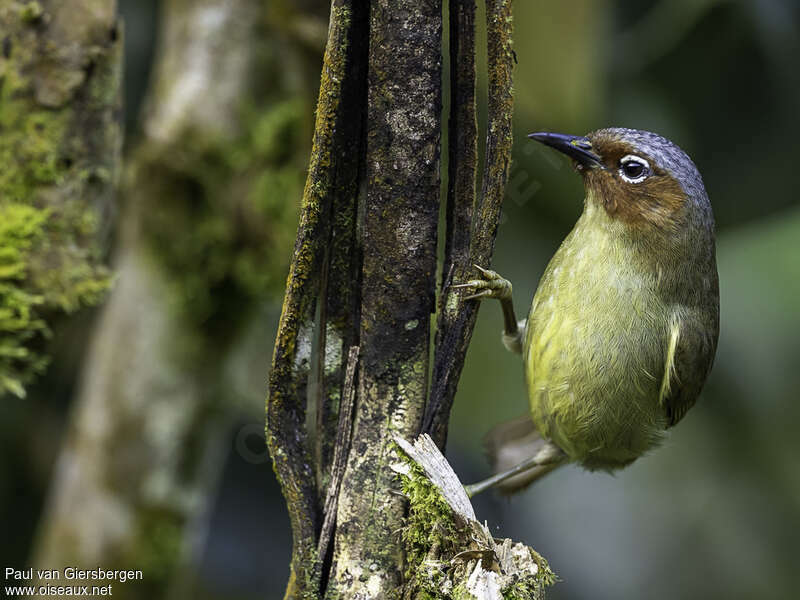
266, 0, 368, 597
426, 0, 515, 446
312, 0, 368, 511
393, 434, 555, 600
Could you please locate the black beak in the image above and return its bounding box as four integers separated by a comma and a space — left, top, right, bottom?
528, 132, 604, 169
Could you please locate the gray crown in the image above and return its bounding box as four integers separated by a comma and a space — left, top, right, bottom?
593, 127, 709, 211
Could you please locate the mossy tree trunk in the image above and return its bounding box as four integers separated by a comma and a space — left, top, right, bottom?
32, 0, 325, 597
325, 0, 443, 594
0, 0, 121, 398
267, 0, 517, 598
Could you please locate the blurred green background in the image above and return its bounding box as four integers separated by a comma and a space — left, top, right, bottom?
2, 1, 799, 599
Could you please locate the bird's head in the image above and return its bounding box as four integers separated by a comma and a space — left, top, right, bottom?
529, 128, 712, 237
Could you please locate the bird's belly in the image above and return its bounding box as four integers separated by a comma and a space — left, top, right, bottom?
524, 274, 669, 470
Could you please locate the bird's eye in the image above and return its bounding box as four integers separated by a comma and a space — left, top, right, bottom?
619, 155, 650, 184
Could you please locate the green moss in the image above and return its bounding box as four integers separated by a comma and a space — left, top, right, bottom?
394, 444, 462, 598
0, 200, 110, 398
0, 205, 49, 397
129, 511, 182, 582
0, 4, 118, 398
394, 442, 556, 599
137, 98, 308, 345
18, 1, 43, 23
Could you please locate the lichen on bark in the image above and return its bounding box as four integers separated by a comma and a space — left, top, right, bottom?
0, 0, 122, 398
321, 0, 442, 596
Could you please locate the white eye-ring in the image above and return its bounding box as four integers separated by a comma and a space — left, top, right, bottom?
619, 154, 650, 184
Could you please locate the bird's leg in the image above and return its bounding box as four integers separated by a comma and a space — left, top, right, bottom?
464, 444, 568, 497
452, 265, 525, 353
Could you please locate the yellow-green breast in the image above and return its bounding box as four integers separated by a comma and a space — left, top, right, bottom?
524, 201, 671, 470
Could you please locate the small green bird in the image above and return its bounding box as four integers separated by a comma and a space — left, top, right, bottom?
459, 128, 719, 495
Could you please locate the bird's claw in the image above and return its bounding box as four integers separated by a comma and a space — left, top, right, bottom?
452, 264, 512, 301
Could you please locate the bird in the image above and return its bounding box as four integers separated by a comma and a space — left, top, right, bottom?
456, 128, 719, 495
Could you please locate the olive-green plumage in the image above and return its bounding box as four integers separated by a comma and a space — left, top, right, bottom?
524, 192, 715, 469
463, 128, 718, 494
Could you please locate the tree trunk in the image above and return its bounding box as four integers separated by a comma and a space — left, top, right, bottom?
324, 0, 443, 593
267, 1, 542, 598
31, 0, 324, 596
0, 0, 121, 398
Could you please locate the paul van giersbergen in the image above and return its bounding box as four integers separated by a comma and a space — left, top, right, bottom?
5, 567, 143, 583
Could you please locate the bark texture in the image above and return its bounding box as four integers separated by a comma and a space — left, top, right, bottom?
324, 0, 443, 595
268, 0, 531, 598
33, 0, 322, 596
0, 0, 121, 398
267, 0, 368, 596
425, 0, 515, 446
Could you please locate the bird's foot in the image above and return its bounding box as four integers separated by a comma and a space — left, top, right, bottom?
452, 265, 513, 301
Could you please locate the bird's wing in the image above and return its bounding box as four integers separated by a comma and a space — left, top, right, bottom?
659, 308, 718, 427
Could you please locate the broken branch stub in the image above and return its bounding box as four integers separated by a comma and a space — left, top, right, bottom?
393, 434, 556, 600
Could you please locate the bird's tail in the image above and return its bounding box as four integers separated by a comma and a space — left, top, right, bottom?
484, 414, 564, 494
